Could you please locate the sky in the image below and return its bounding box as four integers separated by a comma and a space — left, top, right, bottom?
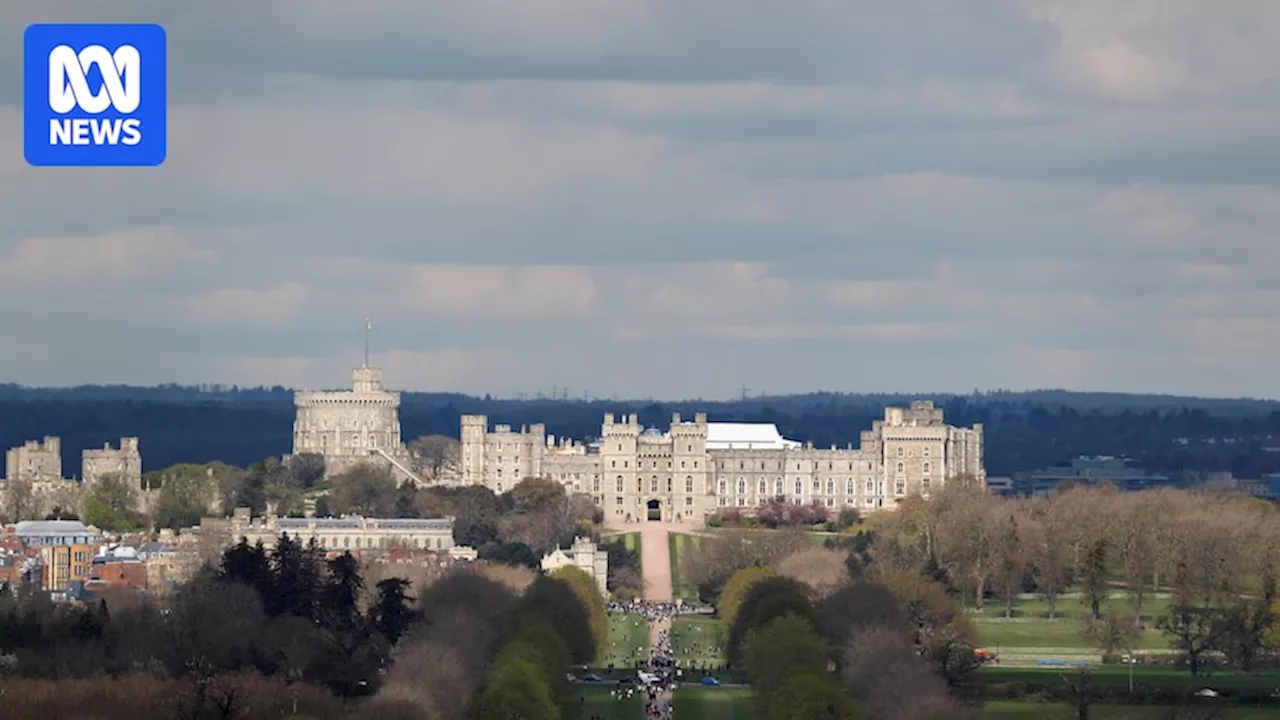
2, 1, 1279, 400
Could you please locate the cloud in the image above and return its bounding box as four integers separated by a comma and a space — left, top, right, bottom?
0, 0, 1278, 400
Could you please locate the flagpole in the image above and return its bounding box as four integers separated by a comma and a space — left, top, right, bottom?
364, 317, 371, 368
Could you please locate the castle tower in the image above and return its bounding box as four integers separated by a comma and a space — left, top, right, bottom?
291, 320, 415, 482
460, 415, 489, 485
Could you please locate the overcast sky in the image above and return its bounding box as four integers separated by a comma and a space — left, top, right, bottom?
2, 1, 1279, 400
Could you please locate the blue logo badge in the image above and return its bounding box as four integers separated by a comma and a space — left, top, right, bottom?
24, 23, 167, 167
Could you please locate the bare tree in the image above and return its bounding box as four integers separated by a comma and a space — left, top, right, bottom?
408, 435, 461, 482
775, 547, 851, 598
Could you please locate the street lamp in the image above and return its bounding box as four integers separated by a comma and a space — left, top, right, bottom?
1123, 654, 1134, 693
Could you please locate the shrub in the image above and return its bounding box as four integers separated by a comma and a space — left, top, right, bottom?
1101, 651, 1122, 665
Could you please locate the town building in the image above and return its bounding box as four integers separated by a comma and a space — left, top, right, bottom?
461, 400, 985, 522
207, 508, 458, 553
290, 365, 416, 483
1010, 456, 1175, 497
540, 536, 609, 595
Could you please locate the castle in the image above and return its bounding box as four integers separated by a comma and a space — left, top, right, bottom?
290, 365, 417, 483
461, 402, 984, 522
4, 436, 142, 487
540, 536, 609, 595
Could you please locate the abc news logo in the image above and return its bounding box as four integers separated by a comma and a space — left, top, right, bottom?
24, 24, 167, 167
48, 44, 143, 146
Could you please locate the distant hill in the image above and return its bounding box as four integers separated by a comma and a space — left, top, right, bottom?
2, 384, 1279, 479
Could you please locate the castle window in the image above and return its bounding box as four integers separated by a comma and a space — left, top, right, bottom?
826, 480, 834, 494
616, 476, 623, 492
846, 479, 854, 494
812, 480, 820, 492
650, 477, 658, 493
636, 479, 643, 493
895, 480, 905, 495
775, 480, 784, 495
922, 462, 931, 474
718, 479, 727, 493
923, 447, 931, 458
685, 477, 693, 493
896, 447, 904, 457
896, 462, 905, 474
794, 480, 803, 495
866, 480, 874, 494
611, 460, 616, 468
758, 480, 766, 494
667, 478, 673, 492
497, 483, 503, 492
685, 497, 693, 506
922, 477, 931, 492
737, 479, 746, 494
369, 434, 376, 447
593, 478, 600, 492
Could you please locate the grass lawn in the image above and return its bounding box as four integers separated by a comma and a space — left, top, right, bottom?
970, 597, 1174, 622
671, 617, 726, 668
974, 618, 1167, 651
601, 613, 650, 669
562, 685, 646, 720
674, 686, 756, 720
669, 532, 702, 600
981, 702, 1280, 719
982, 665, 1280, 692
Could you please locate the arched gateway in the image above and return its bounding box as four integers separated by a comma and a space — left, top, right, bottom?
646, 499, 662, 522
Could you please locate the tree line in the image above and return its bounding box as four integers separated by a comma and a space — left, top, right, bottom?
0, 533, 418, 718
6, 389, 1280, 479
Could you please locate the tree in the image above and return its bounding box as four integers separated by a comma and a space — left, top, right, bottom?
741, 613, 831, 701
775, 547, 850, 598
479, 541, 539, 569
3, 478, 37, 523
408, 435, 460, 481
766, 667, 861, 720
842, 625, 965, 720
470, 647, 558, 720
1082, 608, 1141, 654
287, 453, 326, 489
549, 565, 608, 660
328, 464, 398, 517
370, 578, 418, 647
717, 566, 775, 639
1216, 600, 1276, 672
153, 464, 217, 529
881, 572, 983, 694
1157, 604, 1222, 676
81, 473, 145, 532
509, 576, 596, 666
726, 576, 820, 666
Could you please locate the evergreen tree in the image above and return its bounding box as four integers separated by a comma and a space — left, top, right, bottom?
322, 552, 364, 631
371, 577, 418, 646
220, 538, 272, 595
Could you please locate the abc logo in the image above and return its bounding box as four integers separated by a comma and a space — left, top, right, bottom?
24, 24, 167, 167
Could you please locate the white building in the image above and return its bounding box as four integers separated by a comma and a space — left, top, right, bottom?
291, 365, 417, 483
217, 508, 456, 553
461, 401, 984, 522
540, 536, 609, 595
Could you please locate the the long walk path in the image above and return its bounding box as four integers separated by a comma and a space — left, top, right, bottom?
614, 520, 683, 718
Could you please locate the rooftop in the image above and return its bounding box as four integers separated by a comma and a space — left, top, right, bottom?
706, 423, 801, 450
12, 520, 97, 537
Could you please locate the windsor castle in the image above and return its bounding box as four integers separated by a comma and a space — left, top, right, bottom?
292, 364, 986, 523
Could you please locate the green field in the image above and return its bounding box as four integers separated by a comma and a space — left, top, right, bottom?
668, 532, 702, 600
982, 665, 1280, 691
601, 612, 650, 669
674, 686, 756, 720
671, 617, 725, 668
562, 685, 645, 720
